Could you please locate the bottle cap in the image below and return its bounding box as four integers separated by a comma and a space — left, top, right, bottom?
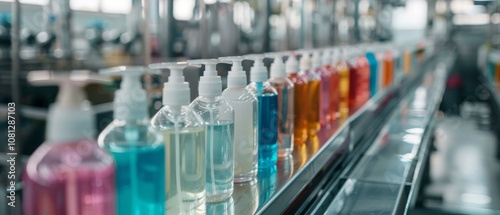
149, 62, 190, 106
187, 59, 222, 96
245, 54, 268, 82
99, 66, 153, 121
322, 49, 332, 66
218, 56, 247, 88
28, 70, 108, 142
265, 52, 286, 78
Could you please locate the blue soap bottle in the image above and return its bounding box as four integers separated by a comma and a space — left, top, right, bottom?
245, 54, 279, 167
98, 66, 164, 215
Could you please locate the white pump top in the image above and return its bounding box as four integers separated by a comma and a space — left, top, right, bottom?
28, 70, 108, 142
299, 51, 312, 71
286, 52, 299, 74
187, 59, 222, 97
331, 48, 340, 64
218, 56, 247, 88
312, 51, 322, 69
322, 49, 332, 66
99, 66, 151, 121
266, 52, 286, 78
149, 62, 190, 106
245, 54, 268, 82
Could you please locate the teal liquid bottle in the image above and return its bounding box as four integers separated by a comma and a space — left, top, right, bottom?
245, 55, 279, 167
188, 59, 235, 203
98, 66, 164, 215
366, 50, 379, 98
149, 62, 207, 214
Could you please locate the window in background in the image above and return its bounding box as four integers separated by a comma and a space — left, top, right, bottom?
70, 0, 99, 12
101, 0, 131, 14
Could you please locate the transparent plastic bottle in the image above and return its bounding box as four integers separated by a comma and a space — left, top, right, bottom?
23, 71, 116, 215
245, 55, 279, 167
149, 62, 206, 214
312, 50, 332, 127
286, 54, 309, 144
267, 53, 294, 157
98, 66, 164, 215
188, 59, 235, 203
219, 56, 259, 183
298, 51, 321, 134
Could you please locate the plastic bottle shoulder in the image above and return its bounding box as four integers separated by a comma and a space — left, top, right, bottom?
246, 81, 278, 95
299, 69, 321, 81
98, 119, 164, 149
190, 96, 234, 124
151, 105, 205, 130
268, 77, 294, 88
222, 87, 258, 103
25, 139, 115, 185
288, 72, 308, 85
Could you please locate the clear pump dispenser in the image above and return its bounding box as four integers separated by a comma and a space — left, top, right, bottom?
187, 59, 235, 203
23, 70, 116, 215
244, 54, 279, 166
98, 66, 164, 215
218, 56, 258, 183
266, 52, 294, 156
148, 62, 206, 214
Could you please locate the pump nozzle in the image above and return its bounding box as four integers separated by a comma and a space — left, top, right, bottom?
322, 49, 332, 66
218, 56, 247, 88
297, 50, 312, 71
28, 70, 108, 142
311, 51, 322, 69
285, 51, 299, 74
187, 59, 222, 96
265, 52, 286, 78
99, 66, 154, 120
149, 62, 190, 106
245, 54, 268, 82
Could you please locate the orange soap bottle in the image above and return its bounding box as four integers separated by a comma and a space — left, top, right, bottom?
335, 48, 350, 119
299, 51, 321, 135
383, 50, 394, 88
286, 54, 309, 144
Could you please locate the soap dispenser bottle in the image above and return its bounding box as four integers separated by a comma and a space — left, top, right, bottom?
286, 53, 309, 144
187, 59, 235, 203
365, 46, 379, 98
218, 56, 258, 183
148, 62, 206, 214
23, 70, 116, 215
266, 52, 294, 157
298, 51, 321, 134
244, 54, 279, 167
312, 50, 331, 127
98, 66, 164, 215
326, 48, 340, 123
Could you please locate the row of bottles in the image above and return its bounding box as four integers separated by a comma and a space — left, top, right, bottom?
22, 43, 417, 215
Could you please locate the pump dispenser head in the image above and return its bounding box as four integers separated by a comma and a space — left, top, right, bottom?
298, 51, 312, 71
331, 48, 340, 64
312, 50, 322, 69
245, 54, 268, 82
286, 52, 299, 74
149, 62, 190, 106
322, 49, 332, 66
99, 66, 153, 121
187, 59, 222, 96
28, 70, 108, 142
265, 52, 286, 78
218, 56, 247, 88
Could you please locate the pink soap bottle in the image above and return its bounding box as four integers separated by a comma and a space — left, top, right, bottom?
23, 71, 116, 215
